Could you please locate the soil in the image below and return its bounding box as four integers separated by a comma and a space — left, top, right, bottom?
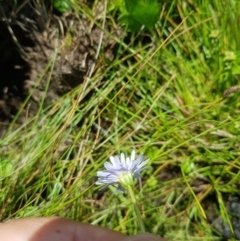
0, 0, 119, 134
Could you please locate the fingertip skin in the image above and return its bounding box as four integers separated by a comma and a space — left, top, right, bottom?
0, 217, 126, 241
0, 217, 167, 241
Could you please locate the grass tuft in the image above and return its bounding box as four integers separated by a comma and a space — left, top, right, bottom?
1, 0, 240, 240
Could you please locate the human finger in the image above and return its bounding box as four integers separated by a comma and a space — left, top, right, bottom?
0, 217, 126, 241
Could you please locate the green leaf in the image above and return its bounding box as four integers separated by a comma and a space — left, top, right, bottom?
122, 0, 160, 31
52, 0, 74, 13
119, 15, 143, 32
125, 0, 139, 14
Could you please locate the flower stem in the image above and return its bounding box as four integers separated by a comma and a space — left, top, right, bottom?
127, 185, 145, 233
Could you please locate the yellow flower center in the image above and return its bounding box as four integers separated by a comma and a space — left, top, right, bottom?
117, 171, 134, 187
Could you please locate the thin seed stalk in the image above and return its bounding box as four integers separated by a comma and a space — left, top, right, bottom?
127, 185, 145, 233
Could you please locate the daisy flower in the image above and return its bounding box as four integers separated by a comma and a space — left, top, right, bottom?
96, 149, 150, 192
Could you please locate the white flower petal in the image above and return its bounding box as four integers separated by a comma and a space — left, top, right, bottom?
125, 156, 131, 166
104, 162, 114, 170
110, 155, 122, 168
131, 149, 136, 161
134, 157, 149, 169
96, 150, 150, 192
97, 171, 110, 176
120, 153, 125, 165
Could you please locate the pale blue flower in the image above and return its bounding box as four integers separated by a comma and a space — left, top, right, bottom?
96, 149, 150, 192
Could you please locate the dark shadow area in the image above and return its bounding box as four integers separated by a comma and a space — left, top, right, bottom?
0, 1, 33, 122
0, 21, 30, 121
